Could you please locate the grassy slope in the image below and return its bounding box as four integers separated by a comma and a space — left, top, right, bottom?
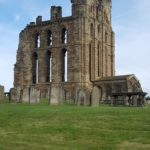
0, 100, 150, 150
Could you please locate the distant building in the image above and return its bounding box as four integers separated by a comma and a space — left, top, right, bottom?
0, 85, 4, 100
11, 0, 143, 105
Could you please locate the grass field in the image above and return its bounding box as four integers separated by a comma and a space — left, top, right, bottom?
0, 100, 150, 150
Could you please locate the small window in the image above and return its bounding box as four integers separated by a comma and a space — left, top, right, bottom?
35, 33, 40, 48
32, 52, 38, 84
62, 49, 68, 82
89, 43, 92, 81
62, 28, 67, 44
90, 23, 94, 37
98, 42, 100, 76
98, 25, 100, 34
105, 32, 108, 43
96, 6, 99, 19
47, 30, 52, 46
46, 51, 52, 82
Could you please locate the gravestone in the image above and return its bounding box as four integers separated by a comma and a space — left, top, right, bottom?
0, 85, 4, 100
91, 86, 100, 106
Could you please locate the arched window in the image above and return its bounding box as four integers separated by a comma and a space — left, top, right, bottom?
89, 43, 92, 81
105, 32, 108, 43
35, 33, 40, 48
47, 30, 52, 46
62, 28, 67, 44
98, 25, 100, 34
90, 23, 94, 37
32, 52, 38, 84
46, 51, 52, 82
62, 49, 68, 82
98, 42, 100, 76
96, 6, 99, 19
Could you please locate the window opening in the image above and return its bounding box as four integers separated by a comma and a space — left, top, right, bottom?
90, 23, 94, 37
62, 28, 67, 44
46, 51, 52, 82
98, 42, 100, 76
35, 33, 40, 48
89, 44, 92, 81
62, 49, 68, 82
47, 30, 52, 46
32, 52, 38, 84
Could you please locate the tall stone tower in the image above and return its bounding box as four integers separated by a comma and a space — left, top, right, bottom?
11, 0, 142, 105
71, 0, 115, 82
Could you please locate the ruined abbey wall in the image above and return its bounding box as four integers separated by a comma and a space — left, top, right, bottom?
0, 85, 4, 100
11, 0, 142, 105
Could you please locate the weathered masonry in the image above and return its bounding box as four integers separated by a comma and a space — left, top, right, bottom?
0, 85, 4, 100
11, 0, 143, 105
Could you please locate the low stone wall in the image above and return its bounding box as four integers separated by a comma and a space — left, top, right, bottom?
0, 85, 4, 100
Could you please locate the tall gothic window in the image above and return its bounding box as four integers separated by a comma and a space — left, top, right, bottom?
96, 6, 99, 19
89, 43, 92, 81
62, 49, 68, 82
35, 33, 40, 48
47, 30, 52, 46
98, 42, 100, 76
105, 32, 108, 43
98, 25, 100, 35
90, 23, 94, 37
32, 52, 38, 84
62, 28, 67, 44
46, 51, 52, 82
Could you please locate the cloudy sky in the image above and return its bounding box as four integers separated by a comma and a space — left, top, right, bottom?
0, 0, 150, 95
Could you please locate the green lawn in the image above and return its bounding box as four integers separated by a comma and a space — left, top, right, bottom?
0, 100, 150, 150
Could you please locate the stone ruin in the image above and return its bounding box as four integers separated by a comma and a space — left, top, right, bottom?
10, 0, 145, 106
0, 85, 4, 100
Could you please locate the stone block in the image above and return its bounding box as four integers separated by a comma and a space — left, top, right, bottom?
29, 87, 40, 103
91, 86, 100, 106
10, 87, 21, 102
49, 85, 65, 104
22, 88, 30, 103
0, 85, 4, 100
77, 89, 87, 106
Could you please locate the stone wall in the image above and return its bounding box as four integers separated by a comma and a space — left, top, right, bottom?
12, 0, 115, 105
0, 85, 4, 100
11, 0, 143, 106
